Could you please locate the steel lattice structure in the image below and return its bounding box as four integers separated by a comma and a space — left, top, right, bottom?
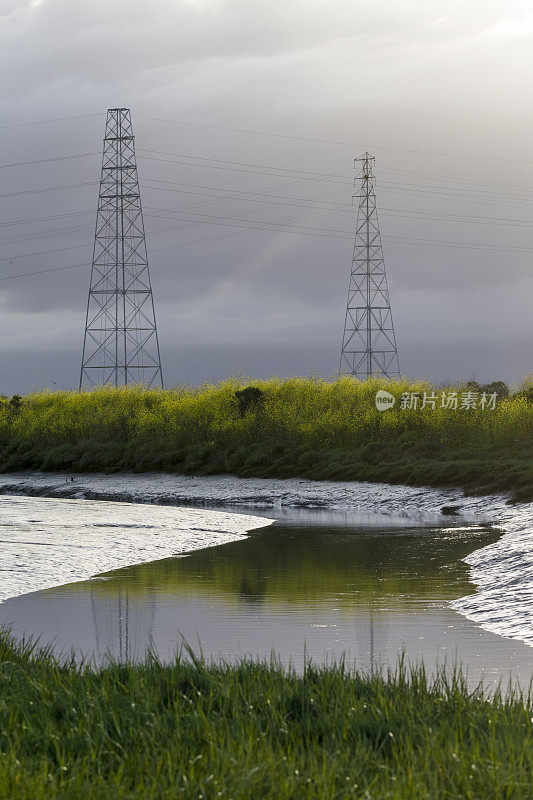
79, 108, 163, 390
339, 153, 400, 378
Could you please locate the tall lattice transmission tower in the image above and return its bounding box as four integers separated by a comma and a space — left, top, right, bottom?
79, 108, 163, 390
339, 153, 400, 378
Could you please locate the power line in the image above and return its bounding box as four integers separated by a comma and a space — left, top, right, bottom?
3, 198, 530, 256
0, 153, 98, 170
3, 139, 525, 200
0, 197, 352, 264
5, 196, 533, 235
3, 181, 533, 260
0, 209, 94, 229
138, 148, 353, 181
380, 178, 533, 203
139, 151, 533, 202
138, 147, 533, 195
1, 142, 524, 198
141, 177, 533, 219
5, 226, 533, 283
1, 110, 532, 166
137, 153, 533, 208
139, 153, 351, 182
3, 169, 533, 259
380, 165, 533, 193
0, 113, 104, 131
0, 146, 531, 271
0, 262, 88, 280
136, 114, 533, 166
141, 167, 354, 233
4, 179, 533, 236
0, 181, 96, 200
0, 241, 90, 262
378, 183, 533, 209
0, 222, 93, 247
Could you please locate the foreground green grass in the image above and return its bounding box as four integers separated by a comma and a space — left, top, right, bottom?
1, 376, 532, 499
0, 632, 532, 799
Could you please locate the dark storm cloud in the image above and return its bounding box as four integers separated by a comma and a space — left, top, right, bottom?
0, 0, 532, 391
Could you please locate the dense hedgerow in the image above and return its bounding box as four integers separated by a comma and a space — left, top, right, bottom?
0, 376, 532, 498
0, 630, 532, 799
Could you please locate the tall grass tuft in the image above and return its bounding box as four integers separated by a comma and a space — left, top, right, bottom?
0, 629, 531, 798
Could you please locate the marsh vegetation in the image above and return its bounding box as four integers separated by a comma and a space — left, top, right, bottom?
0, 376, 532, 499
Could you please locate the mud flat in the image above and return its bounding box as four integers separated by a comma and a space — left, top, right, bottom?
0, 492, 272, 602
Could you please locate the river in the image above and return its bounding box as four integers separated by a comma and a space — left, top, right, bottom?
0, 472, 532, 686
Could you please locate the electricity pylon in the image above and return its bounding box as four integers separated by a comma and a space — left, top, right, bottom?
79, 108, 163, 389
339, 153, 400, 378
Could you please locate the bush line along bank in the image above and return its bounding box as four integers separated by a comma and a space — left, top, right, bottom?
1, 377, 532, 500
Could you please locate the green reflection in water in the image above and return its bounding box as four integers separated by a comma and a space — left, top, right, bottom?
67, 522, 500, 613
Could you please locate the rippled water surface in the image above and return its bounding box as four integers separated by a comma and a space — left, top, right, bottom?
0, 494, 272, 601
2, 473, 533, 645
2, 500, 533, 687
1, 473, 533, 685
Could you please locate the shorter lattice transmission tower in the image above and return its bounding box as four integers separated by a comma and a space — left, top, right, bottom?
339, 153, 400, 378
79, 108, 163, 389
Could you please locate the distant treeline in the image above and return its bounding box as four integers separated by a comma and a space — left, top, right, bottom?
0, 376, 532, 500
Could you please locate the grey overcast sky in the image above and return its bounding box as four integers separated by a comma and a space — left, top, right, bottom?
1, 0, 532, 392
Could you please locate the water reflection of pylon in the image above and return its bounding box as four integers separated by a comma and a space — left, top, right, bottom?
359, 602, 388, 676
90, 583, 156, 663
369, 610, 374, 674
